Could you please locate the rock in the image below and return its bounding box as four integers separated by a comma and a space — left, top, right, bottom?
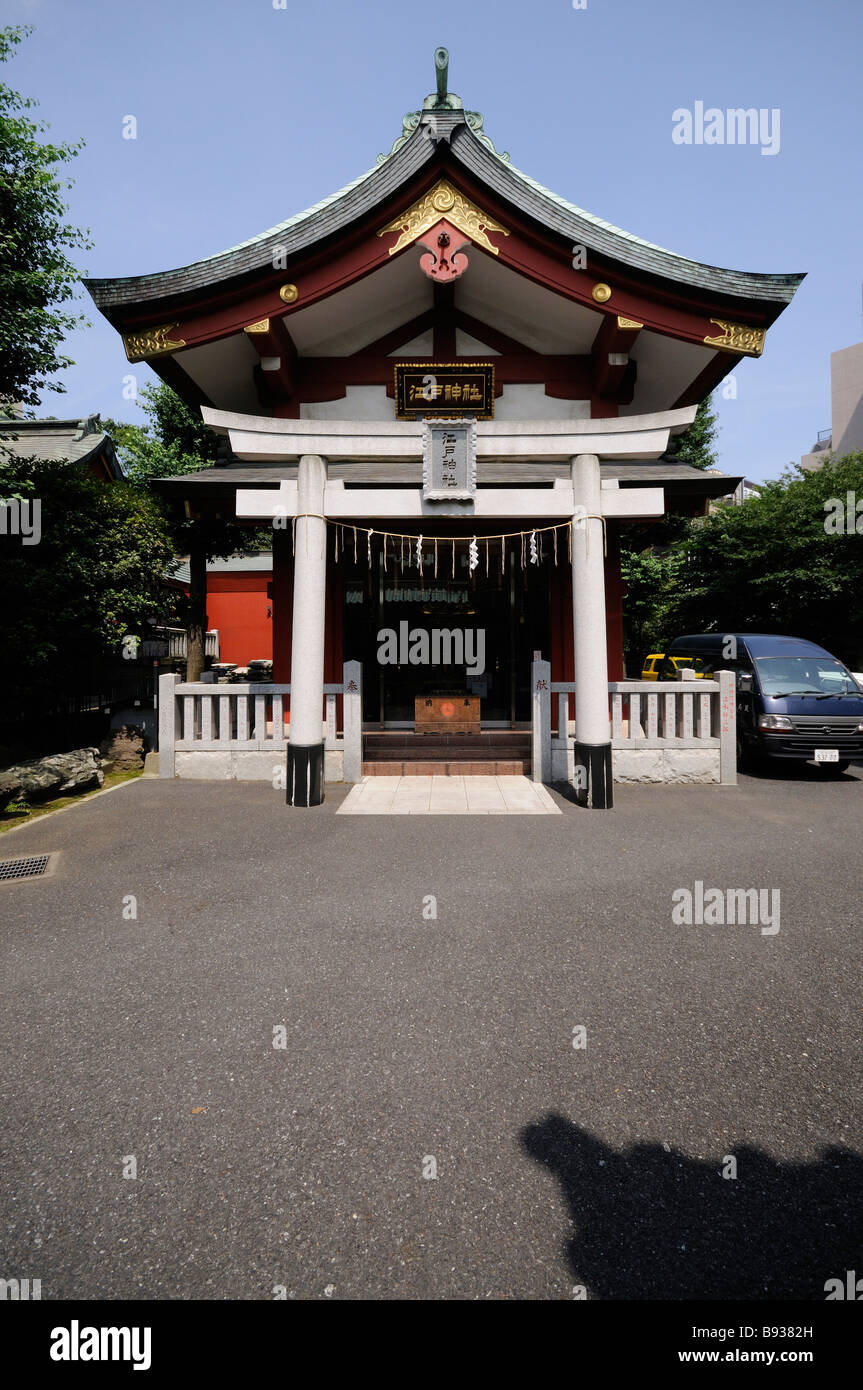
109, 707, 156, 745
0, 770, 24, 812
17, 765, 64, 798
52, 748, 105, 794
0, 747, 104, 806
99, 725, 145, 772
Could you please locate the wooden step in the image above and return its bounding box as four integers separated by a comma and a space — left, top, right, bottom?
363, 732, 531, 749
362, 728, 531, 775
363, 759, 531, 776
364, 746, 519, 760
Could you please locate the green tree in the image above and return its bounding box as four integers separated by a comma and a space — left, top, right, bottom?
620, 545, 684, 671
671, 395, 719, 471
104, 380, 268, 678
0, 25, 91, 412
103, 380, 222, 485
663, 452, 863, 668
104, 379, 266, 554
0, 450, 176, 723
620, 396, 720, 671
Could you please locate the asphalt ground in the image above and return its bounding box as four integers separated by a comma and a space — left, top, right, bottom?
1, 764, 861, 1301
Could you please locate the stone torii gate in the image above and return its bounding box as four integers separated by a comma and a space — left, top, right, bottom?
201, 406, 697, 809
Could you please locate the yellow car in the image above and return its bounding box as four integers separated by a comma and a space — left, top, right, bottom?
641, 653, 665, 680
640, 653, 710, 681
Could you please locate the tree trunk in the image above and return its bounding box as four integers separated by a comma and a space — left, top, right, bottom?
186, 530, 207, 682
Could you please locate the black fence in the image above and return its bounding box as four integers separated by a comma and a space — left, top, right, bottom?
0, 660, 160, 763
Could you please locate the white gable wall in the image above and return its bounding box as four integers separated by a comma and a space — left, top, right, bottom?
299, 383, 591, 421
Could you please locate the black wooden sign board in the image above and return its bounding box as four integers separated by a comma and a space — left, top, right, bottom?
394, 362, 495, 420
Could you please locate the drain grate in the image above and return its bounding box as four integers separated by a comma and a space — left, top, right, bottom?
0, 854, 50, 883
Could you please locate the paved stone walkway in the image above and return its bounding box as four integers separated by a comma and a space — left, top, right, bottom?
337, 774, 561, 814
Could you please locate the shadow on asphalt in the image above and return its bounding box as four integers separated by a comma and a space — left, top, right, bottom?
550, 763, 863, 800
521, 1114, 863, 1299
741, 759, 862, 783
550, 781, 585, 807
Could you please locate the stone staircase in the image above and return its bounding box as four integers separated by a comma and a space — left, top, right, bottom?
362, 731, 532, 776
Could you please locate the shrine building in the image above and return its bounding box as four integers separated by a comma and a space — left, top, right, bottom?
85, 49, 802, 808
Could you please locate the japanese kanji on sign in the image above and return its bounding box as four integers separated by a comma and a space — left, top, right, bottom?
395, 362, 494, 419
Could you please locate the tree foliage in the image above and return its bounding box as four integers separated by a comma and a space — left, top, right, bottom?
663, 452, 863, 668
620, 397, 720, 670
671, 395, 719, 471
620, 546, 684, 669
0, 451, 176, 719
103, 380, 221, 486
622, 396, 863, 674
0, 25, 91, 410
104, 379, 268, 556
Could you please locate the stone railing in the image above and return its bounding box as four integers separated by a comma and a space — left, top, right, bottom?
142, 627, 220, 660
158, 660, 362, 782
531, 660, 736, 785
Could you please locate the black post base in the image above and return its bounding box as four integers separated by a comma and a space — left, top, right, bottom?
573, 741, 613, 809
287, 742, 325, 806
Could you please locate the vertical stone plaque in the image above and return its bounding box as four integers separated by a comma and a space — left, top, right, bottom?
422, 419, 477, 501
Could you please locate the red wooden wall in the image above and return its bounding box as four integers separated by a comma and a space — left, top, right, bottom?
206, 573, 273, 666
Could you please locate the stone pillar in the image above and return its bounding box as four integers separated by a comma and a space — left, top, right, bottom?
158, 671, 180, 779
287, 455, 327, 806
571, 453, 613, 808
531, 658, 551, 784
342, 660, 363, 784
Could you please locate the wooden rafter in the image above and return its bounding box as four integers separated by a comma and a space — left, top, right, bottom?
454, 309, 539, 357
351, 308, 435, 358
591, 313, 643, 398
244, 316, 298, 402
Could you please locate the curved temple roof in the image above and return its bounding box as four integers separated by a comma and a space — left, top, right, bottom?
85, 62, 803, 315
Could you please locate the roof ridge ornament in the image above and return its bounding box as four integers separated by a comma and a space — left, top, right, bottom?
376, 48, 510, 164
423, 46, 461, 111
464, 110, 510, 163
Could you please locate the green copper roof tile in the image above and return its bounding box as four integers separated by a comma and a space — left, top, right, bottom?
84, 70, 802, 314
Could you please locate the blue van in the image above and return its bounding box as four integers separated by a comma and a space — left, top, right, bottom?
661, 634, 863, 773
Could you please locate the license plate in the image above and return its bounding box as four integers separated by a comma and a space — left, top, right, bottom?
815, 748, 839, 762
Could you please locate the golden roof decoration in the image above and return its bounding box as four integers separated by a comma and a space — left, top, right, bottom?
378, 179, 509, 258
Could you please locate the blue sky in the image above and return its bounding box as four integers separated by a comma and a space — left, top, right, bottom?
6, 0, 863, 482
